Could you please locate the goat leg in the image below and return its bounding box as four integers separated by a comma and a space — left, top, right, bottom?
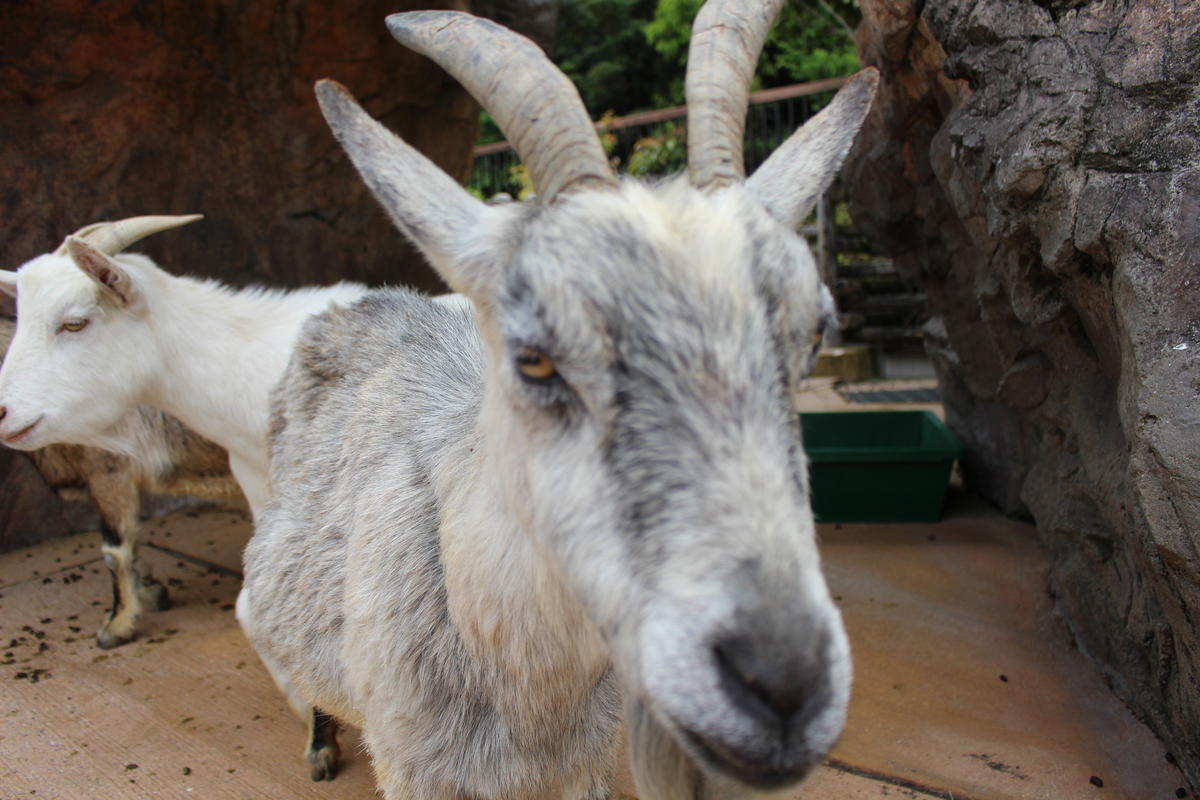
91, 462, 160, 649
307, 707, 341, 781
234, 612, 343, 783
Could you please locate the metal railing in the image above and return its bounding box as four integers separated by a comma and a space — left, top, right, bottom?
469, 76, 847, 198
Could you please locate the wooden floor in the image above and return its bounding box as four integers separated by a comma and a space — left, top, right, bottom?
0, 496, 1191, 800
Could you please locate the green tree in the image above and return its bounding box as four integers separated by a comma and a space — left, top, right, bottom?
473, 0, 863, 188
552, 0, 676, 117
645, 0, 860, 104
625, 122, 687, 176
484, 0, 861, 131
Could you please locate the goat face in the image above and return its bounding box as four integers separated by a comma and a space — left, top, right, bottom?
481, 181, 848, 788
0, 247, 156, 451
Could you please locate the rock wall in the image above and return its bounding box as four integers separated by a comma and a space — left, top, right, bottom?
0, 448, 73, 552
847, 0, 1199, 787
0, 0, 483, 291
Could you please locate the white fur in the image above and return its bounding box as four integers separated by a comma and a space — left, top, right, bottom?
0, 247, 367, 517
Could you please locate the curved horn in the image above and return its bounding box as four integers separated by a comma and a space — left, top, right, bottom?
54, 215, 204, 257
686, 0, 785, 191
386, 11, 616, 203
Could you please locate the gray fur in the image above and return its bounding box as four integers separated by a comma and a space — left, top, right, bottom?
240, 185, 851, 799
240, 6, 877, 799
244, 292, 621, 797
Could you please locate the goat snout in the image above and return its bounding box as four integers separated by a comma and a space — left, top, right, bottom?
712, 626, 833, 726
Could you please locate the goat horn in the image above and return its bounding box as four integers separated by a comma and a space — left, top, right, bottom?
54, 215, 204, 257
685, 0, 785, 191
386, 11, 617, 203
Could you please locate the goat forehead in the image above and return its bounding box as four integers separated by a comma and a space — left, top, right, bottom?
509, 184, 819, 377
546, 182, 761, 281
15, 257, 99, 319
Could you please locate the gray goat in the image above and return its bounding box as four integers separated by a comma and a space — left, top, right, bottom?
238, 1, 877, 797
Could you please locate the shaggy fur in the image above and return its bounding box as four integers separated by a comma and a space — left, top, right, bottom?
240, 178, 861, 800
240, 7, 877, 798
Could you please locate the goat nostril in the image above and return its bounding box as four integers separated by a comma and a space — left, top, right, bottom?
713, 637, 808, 721
0, 406, 6, 422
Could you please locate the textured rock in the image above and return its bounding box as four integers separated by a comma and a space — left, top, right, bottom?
848, 0, 1200, 788
0, 2, 557, 537
0, 0, 482, 291
0, 448, 73, 553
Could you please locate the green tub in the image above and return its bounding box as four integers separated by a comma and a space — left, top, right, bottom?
800, 410, 964, 523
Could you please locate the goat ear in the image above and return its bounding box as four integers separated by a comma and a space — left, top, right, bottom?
0, 270, 17, 299
747, 69, 879, 229
65, 237, 137, 307
315, 80, 504, 300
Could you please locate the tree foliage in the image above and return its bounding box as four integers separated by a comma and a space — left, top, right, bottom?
473, 1, 862, 188
550, 0, 860, 117
625, 122, 687, 176
552, 0, 677, 117
645, 0, 860, 105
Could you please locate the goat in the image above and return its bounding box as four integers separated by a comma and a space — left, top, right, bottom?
238, 1, 877, 796
2, 316, 237, 647
0, 218, 367, 758
0, 216, 368, 518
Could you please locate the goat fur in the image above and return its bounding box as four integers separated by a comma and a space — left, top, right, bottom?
1, 317, 236, 647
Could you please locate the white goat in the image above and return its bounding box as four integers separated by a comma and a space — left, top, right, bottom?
3, 315, 236, 648
0, 216, 368, 517
0, 215, 369, 758
238, 2, 877, 797
0, 327, 237, 650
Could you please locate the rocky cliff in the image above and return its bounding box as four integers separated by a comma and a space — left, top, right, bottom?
0, 0, 483, 291
848, 0, 1199, 786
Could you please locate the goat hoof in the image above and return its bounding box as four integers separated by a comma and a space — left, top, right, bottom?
140, 581, 171, 612
308, 744, 339, 781
95, 624, 135, 650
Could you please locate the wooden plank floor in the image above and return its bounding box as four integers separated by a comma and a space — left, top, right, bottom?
0, 499, 1191, 799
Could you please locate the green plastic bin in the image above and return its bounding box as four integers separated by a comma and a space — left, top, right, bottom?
800, 410, 964, 523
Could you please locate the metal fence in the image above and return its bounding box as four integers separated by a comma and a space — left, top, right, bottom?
469, 76, 846, 198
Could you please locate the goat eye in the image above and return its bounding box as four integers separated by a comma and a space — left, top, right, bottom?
59, 318, 89, 333
515, 348, 558, 381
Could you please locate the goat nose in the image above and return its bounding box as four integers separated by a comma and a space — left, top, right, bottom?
0, 406, 6, 422
713, 628, 832, 723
